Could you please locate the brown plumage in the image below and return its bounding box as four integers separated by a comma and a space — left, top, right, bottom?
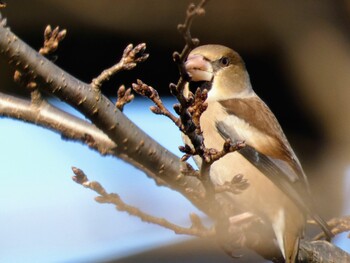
184, 44, 332, 262
219, 97, 304, 180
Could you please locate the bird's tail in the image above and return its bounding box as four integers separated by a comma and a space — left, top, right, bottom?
272, 210, 303, 263
283, 234, 300, 263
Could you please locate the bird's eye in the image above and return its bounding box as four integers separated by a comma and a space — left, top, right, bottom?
219, 56, 230, 67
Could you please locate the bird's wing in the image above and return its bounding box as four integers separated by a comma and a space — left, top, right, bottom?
218, 97, 308, 185
215, 119, 308, 199
216, 97, 333, 238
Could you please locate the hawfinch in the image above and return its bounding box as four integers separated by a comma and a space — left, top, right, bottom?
184, 44, 332, 262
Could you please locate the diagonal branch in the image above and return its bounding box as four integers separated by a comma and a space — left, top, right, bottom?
310, 215, 350, 241
72, 167, 215, 238
0, 91, 116, 155
91, 43, 148, 90
0, 12, 209, 215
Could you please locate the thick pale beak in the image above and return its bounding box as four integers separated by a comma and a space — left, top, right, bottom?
185, 54, 213, 82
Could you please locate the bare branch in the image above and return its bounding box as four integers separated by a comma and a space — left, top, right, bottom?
171, 0, 209, 100
91, 43, 149, 90
132, 79, 181, 128
299, 240, 350, 262
72, 167, 215, 238
188, 88, 208, 127
0, 20, 209, 215
131, 1, 243, 199
170, 1, 243, 166
39, 25, 67, 57
13, 70, 37, 91
205, 139, 246, 164
215, 174, 250, 194
115, 85, 134, 111
14, 24, 66, 103
309, 215, 350, 241
0, 91, 115, 155
132, 78, 245, 198
175, 0, 209, 73
179, 144, 196, 162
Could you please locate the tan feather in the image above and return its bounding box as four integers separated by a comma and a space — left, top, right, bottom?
219, 97, 306, 181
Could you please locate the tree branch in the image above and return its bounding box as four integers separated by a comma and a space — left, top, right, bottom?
299, 240, 350, 262
0, 11, 209, 214
310, 215, 350, 241
91, 43, 148, 90
72, 167, 215, 238
116, 84, 134, 111
0, 91, 115, 155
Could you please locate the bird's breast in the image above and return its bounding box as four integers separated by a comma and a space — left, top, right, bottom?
199, 101, 300, 218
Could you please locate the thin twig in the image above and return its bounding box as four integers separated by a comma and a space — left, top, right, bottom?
309, 215, 350, 241
170, 0, 242, 165
132, 1, 243, 198
215, 174, 250, 194
133, 0, 209, 160
132, 79, 182, 128
116, 85, 134, 111
14, 24, 66, 102
39, 25, 67, 56
188, 88, 208, 128
204, 139, 246, 164
174, 0, 209, 82
91, 43, 149, 90
170, 0, 208, 157
72, 167, 215, 238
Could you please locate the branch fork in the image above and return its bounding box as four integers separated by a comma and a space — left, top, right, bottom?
91, 43, 149, 90
116, 85, 134, 111
14, 24, 66, 105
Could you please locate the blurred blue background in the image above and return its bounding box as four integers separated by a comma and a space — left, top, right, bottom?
0, 99, 202, 262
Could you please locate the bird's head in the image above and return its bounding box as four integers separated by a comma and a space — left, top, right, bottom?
185, 44, 253, 101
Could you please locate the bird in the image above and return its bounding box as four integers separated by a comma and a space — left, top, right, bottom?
184, 44, 332, 262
